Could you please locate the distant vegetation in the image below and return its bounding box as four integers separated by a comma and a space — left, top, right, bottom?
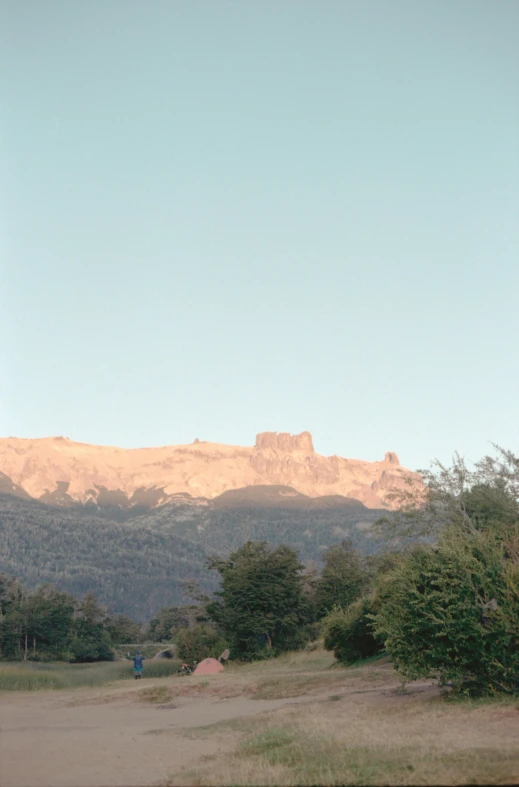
1, 446, 518, 698
0, 579, 145, 663
0, 486, 380, 621
0, 496, 215, 621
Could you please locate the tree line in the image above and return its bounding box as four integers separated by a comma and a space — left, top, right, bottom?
0, 580, 142, 662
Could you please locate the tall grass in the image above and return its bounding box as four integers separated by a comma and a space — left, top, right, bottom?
0, 657, 181, 691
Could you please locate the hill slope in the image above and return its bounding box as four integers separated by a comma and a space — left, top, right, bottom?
0, 486, 383, 621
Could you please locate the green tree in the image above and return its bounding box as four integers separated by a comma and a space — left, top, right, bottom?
372, 527, 519, 694
0, 579, 76, 661
0, 574, 24, 620
0, 577, 27, 660
463, 481, 519, 533
70, 592, 114, 662
374, 447, 519, 548
146, 604, 203, 642
207, 541, 311, 660
175, 624, 227, 663
314, 540, 365, 618
106, 614, 142, 645
24, 585, 75, 659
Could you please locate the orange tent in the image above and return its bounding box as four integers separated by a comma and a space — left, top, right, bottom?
193, 658, 224, 675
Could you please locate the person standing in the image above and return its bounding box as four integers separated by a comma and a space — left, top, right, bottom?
132, 650, 145, 679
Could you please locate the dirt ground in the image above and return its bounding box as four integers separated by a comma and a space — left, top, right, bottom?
2, 659, 518, 787
0, 688, 301, 787
0, 661, 399, 787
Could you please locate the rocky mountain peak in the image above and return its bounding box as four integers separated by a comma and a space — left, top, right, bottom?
0, 432, 420, 510
255, 431, 315, 453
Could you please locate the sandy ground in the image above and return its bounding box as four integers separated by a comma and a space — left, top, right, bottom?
3, 665, 507, 787
0, 687, 307, 787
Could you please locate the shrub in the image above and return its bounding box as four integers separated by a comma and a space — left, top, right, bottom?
322, 597, 382, 663
175, 624, 227, 663
372, 528, 519, 695
69, 630, 114, 663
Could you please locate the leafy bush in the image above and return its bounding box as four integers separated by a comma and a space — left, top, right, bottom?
146, 604, 204, 642
372, 528, 519, 695
175, 624, 227, 663
69, 632, 114, 663
322, 597, 382, 663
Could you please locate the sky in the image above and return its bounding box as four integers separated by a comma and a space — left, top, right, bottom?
1, 0, 518, 473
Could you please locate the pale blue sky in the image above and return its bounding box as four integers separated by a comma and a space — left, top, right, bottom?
1, 0, 518, 472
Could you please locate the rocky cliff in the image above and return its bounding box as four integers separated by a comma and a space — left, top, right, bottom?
0, 432, 421, 510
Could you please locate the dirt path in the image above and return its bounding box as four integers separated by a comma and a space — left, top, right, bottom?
0, 689, 306, 787
0, 661, 439, 787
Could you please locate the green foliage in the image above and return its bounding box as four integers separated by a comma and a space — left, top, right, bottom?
106, 614, 142, 645
0, 496, 216, 622
375, 446, 519, 549
462, 481, 519, 533
0, 578, 77, 661
146, 604, 204, 642
24, 585, 75, 659
68, 633, 113, 663
0, 492, 381, 621
207, 542, 313, 660
0, 578, 139, 663
175, 624, 227, 663
319, 547, 401, 664
315, 540, 366, 618
372, 527, 519, 694
322, 597, 383, 663
370, 446, 519, 695
68, 592, 114, 663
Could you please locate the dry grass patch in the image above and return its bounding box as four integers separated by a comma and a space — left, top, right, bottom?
166, 669, 519, 786
139, 685, 172, 703
143, 648, 354, 704
68, 649, 385, 707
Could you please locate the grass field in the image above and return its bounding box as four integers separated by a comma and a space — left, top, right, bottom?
0, 656, 182, 691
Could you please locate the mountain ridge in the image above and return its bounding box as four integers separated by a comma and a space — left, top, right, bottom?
0, 431, 420, 510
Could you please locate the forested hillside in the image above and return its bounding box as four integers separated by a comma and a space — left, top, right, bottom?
0, 496, 213, 621
0, 485, 382, 621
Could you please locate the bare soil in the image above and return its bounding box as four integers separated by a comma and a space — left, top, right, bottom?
0, 688, 299, 787
0, 660, 403, 787
2, 658, 518, 787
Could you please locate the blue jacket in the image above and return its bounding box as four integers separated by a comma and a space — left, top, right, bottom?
133, 655, 144, 669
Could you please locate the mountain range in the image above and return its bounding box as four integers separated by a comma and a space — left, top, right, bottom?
0, 432, 421, 620
0, 431, 420, 511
